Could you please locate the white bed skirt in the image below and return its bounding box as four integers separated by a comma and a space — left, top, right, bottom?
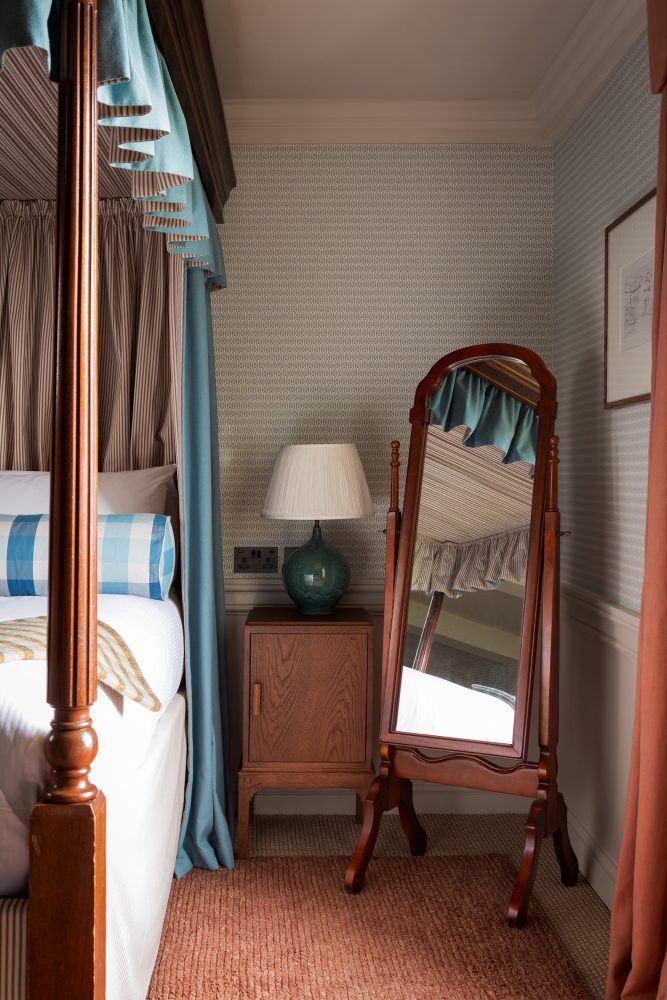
0, 693, 186, 1000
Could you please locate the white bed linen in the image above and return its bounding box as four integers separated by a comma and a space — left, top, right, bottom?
396, 665, 515, 744
0, 592, 184, 896
0, 695, 187, 1000
107, 693, 186, 1000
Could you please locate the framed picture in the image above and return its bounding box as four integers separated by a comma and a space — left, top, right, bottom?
604, 189, 656, 408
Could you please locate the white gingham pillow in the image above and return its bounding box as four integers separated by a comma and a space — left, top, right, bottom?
0, 514, 175, 600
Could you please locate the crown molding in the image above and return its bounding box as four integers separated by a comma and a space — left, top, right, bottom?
225, 98, 546, 145
533, 0, 647, 141
223, 2, 648, 145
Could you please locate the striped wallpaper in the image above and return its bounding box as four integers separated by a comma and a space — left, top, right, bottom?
213, 144, 553, 581
553, 33, 659, 612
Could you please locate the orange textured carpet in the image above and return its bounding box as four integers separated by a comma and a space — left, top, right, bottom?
148, 855, 590, 1000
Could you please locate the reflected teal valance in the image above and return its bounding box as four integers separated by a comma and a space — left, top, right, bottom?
0, 0, 224, 287
430, 368, 537, 465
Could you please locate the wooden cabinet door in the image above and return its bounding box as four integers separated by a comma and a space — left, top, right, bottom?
248, 632, 368, 764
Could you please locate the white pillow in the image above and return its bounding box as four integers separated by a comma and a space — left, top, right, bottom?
0, 472, 49, 514
0, 466, 176, 516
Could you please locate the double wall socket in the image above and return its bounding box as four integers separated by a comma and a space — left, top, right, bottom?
233, 547, 278, 574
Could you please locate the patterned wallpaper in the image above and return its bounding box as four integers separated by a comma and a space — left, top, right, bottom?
553, 34, 658, 612
212, 144, 553, 581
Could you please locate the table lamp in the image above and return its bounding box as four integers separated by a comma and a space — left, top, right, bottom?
263, 443, 373, 614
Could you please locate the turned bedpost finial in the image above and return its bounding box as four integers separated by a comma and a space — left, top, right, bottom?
390, 441, 400, 512
547, 435, 559, 511
43, 709, 99, 803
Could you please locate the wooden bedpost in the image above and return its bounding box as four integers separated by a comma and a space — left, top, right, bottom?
29, 1, 105, 998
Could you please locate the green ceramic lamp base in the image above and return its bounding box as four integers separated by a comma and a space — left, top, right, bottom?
282, 521, 350, 614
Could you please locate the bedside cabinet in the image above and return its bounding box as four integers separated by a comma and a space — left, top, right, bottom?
237, 606, 375, 858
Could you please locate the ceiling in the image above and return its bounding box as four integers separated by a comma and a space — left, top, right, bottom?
205, 0, 594, 102
203, 0, 647, 143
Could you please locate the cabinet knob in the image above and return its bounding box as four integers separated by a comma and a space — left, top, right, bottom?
252, 681, 262, 716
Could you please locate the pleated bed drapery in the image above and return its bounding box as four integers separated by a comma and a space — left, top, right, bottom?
606, 4, 667, 996
430, 368, 538, 466
98, 200, 184, 472
0, 201, 53, 470
0, 0, 235, 875
411, 526, 529, 599
0, 199, 183, 472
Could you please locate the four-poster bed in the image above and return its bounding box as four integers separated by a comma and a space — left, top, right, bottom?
0, 1, 235, 997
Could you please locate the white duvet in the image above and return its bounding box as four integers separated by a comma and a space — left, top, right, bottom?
396, 665, 515, 745
0, 592, 184, 896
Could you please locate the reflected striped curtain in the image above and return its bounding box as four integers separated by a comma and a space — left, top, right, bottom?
0, 198, 183, 472
0, 200, 54, 469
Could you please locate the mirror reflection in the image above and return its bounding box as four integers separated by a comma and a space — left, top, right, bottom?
395, 360, 539, 746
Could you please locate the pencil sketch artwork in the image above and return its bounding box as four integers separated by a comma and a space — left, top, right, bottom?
621, 248, 654, 352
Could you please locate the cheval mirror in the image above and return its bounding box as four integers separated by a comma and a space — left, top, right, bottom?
345, 344, 579, 927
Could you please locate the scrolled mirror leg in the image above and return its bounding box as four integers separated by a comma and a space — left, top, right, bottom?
552, 792, 579, 886
507, 799, 546, 928
398, 779, 427, 856
345, 775, 396, 894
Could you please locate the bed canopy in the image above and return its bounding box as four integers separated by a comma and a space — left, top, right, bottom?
0, 0, 235, 900
430, 367, 538, 466
0, 2, 224, 282
412, 369, 537, 598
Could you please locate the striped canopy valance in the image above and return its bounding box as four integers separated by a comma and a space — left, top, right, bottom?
0, 0, 225, 287
412, 526, 529, 598
430, 368, 538, 466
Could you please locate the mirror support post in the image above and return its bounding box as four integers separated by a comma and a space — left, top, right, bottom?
345, 440, 427, 894
507, 434, 579, 927
381, 441, 402, 696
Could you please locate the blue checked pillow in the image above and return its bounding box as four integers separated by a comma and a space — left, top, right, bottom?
0, 514, 175, 600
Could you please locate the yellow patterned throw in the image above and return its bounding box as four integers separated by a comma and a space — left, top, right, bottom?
0, 616, 161, 712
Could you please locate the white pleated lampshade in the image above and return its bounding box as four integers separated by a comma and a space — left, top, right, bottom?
263, 444, 373, 520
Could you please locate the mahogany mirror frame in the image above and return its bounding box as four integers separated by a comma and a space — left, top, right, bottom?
380, 342, 555, 760
346, 343, 579, 927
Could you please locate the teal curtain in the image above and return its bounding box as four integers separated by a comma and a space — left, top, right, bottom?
176, 265, 234, 876
430, 368, 537, 465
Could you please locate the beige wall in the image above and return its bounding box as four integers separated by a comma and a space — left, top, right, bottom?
553, 34, 657, 613
213, 143, 553, 583
551, 35, 657, 906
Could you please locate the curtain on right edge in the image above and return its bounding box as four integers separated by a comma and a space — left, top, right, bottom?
606, 5, 667, 996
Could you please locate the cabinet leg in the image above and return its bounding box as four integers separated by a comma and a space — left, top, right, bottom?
345, 775, 399, 894
398, 779, 427, 856
236, 780, 252, 860
508, 799, 546, 928
552, 792, 579, 887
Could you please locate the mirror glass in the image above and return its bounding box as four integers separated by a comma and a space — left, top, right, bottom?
394, 359, 539, 746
